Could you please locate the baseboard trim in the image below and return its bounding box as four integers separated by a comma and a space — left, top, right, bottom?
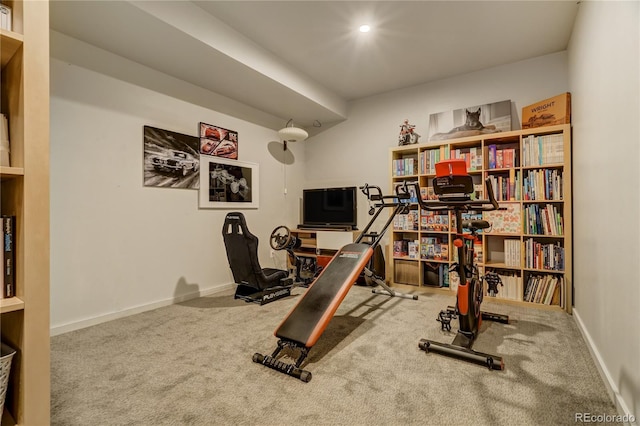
573, 308, 637, 425
50, 283, 235, 337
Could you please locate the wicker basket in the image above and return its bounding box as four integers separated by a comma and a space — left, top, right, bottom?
0, 343, 16, 416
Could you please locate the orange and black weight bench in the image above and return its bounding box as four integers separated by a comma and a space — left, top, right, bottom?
253, 243, 373, 382
253, 183, 419, 382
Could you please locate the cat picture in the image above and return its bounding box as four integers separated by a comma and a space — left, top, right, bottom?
428, 100, 511, 142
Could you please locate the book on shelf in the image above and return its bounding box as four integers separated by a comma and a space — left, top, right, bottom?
420, 211, 449, 232
407, 240, 419, 259
485, 270, 522, 301
525, 239, 564, 270
503, 239, 521, 267
524, 274, 563, 306
0, 113, 10, 167
522, 133, 565, 166
2, 216, 15, 298
420, 236, 448, 261
420, 147, 448, 174
393, 240, 408, 257
393, 156, 417, 176
450, 146, 482, 171
523, 169, 563, 201
524, 204, 564, 235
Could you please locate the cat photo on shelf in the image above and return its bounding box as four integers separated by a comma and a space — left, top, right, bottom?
428, 100, 512, 142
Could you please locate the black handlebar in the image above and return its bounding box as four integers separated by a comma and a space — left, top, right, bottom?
360, 183, 411, 202
409, 178, 500, 212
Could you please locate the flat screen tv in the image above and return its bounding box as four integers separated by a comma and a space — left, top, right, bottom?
302, 186, 357, 230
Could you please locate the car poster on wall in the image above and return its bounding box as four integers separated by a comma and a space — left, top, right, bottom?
143, 125, 200, 189
199, 122, 238, 160
199, 156, 259, 209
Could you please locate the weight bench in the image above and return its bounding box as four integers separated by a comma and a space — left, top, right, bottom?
253, 243, 373, 382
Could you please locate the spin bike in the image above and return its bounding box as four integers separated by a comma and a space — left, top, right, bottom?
411, 159, 509, 370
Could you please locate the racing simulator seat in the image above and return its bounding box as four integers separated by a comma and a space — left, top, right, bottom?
222, 212, 293, 305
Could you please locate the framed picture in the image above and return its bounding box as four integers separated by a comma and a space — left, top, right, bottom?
199, 122, 238, 159
199, 156, 259, 209
427, 100, 512, 142
143, 125, 200, 189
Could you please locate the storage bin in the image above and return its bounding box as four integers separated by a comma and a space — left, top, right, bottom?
0, 343, 16, 416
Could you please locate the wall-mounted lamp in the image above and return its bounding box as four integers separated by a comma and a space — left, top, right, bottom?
278, 119, 308, 151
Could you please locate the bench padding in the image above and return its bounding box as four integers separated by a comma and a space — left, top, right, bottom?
275, 243, 373, 347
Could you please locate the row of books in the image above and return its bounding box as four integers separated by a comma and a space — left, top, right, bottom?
420, 211, 449, 232
484, 271, 523, 301
393, 211, 419, 231
2, 216, 16, 299
522, 133, 564, 166
524, 274, 563, 306
524, 203, 564, 236
487, 145, 518, 169
392, 157, 417, 177
450, 147, 482, 171
504, 239, 521, 267
524, 239, 565, 271
419, 147, 449, 174
420, 237, 449, 261
393, 239, 414, 258
487, 171, 521, 201
523, 169, 563, 201
396, 132, 563, 177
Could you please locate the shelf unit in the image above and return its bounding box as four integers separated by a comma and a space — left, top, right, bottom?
389, 124, 572, 313
289, 229, 359, 258
0, 1, 50, 425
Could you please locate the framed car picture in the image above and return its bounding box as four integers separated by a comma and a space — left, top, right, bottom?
199, 156, 259, 209
199, 122, 238, 159
143, 125, 200, 189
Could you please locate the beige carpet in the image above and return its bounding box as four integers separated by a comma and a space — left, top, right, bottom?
51, 285, 619, 425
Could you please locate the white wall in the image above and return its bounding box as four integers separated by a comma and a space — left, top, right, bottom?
50, 38, 306, 333
304, 52, 568, 231
567, 1, 640, 421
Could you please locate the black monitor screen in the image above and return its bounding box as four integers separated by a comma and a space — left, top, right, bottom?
302, 187, 357, 228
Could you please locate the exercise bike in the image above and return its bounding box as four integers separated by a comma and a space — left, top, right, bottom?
411, 159, 509, 370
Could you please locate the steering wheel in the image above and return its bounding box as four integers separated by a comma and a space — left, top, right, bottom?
270, 226, 292, 250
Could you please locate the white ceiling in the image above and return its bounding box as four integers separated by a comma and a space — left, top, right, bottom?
49, 1, 579, 130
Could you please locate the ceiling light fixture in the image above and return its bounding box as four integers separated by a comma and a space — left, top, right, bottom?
278, 119, 308, 151
359, 24, 371, 33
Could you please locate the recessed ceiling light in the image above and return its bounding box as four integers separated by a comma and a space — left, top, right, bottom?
359, 24, 371, 33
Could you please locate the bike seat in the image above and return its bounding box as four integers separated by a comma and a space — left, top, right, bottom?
462, 220, 491, 231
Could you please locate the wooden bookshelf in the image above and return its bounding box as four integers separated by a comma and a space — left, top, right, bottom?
0, 1, 50, 424
389, 124, 572, 313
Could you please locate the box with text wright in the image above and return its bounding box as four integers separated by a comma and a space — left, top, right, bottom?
522, 93, 571, 129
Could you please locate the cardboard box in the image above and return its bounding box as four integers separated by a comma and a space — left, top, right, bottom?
522, 93, 571, 129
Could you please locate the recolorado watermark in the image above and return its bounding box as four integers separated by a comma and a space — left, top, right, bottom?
575, 412, 636, 423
